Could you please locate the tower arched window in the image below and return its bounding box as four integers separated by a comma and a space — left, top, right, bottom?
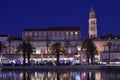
91, 21, 93, 24
93, 21, 95, 24
93, 27, 95, 31
91, 35, 93, 38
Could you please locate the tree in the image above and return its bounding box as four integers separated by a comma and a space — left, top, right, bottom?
16, 39, 34, 65
75, 43, 78, 55
26, 42, 34, 65
0, 41, 6, 64
0, 42, 3, 54
7, 35, 12, 54
81, 39, 98, 64
89, 44, 98, 64
16, 41, 27, 65
26, 37, 34, 65
64, 39, 70, 54
106, 42, 112, 64
51, 42, 65, 66
46, 32, 51, 54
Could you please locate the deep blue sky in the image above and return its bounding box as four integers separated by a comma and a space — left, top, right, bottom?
0, 0, 120, 38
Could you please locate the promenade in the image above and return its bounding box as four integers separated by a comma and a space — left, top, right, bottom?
0, 65, 120, 72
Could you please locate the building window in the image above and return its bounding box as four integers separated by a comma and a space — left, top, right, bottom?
44, 32, 46, 36
101, 55, 103, 57
35, 32, 37, 36
91, 21, 96, 25
75, 32, 78, 35
25, 32, 28, 36
93, 21, 95, 24
93, 27, 96, 31
91, 27, 93, 31
66, 32, 68, 35
30, 32, 33, 36
57, 32, 59, 36
71, 32, 73, 35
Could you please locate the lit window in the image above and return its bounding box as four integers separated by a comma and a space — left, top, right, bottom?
71, 32, 73, 34
30, 32, 32, 36
44, 32, 46, 36
75, 32, 78, 35
25, 32, 27, 36
36, 49, 41, 54
39, 32, 41, 35
35, 32, 37, 36
66, 32, 68, 35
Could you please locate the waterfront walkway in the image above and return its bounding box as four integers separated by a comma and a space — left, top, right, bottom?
0, 65, 120, 71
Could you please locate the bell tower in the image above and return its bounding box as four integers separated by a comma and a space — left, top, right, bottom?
89, 7, 97, 38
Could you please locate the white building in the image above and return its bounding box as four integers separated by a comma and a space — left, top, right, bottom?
0, 7, 120, 63
22, 27, 81, 61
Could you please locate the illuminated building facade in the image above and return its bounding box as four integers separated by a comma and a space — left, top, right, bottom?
89, 7, 97, 38
0, 8, 120, 63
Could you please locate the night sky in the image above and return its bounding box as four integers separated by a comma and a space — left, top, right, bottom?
0, 0, 120, 38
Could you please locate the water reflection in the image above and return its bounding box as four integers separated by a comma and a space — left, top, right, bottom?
0, 70, 120, 80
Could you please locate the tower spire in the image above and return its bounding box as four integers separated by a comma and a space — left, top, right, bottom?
88, 7, 98, 38
89, 7, 96, 18
90, 7, 94, 12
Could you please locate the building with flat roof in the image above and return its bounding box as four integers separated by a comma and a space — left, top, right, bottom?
0, 8, 120, 64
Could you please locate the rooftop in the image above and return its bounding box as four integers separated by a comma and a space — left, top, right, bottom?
99, 33, 120, 39
23, 26, 80, 31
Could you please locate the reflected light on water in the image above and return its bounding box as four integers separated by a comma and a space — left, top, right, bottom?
0, 70, 120, 80
81, 72, 86, 79
95, 72, 101, 80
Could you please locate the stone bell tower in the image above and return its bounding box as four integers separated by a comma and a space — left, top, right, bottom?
89, 7, 98, 38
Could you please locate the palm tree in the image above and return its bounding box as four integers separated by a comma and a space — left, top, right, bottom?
0, 42, 4, 64
0, 42, 3, 55
26, 42, 34, 65
7, 35, 12, 54
46, 33, 51, 54
16, 41, 27, 65
26, 37, 34, 65
57, 72, 60, 80
106, 42, 112, 64
89, 44, 98, 64
51, 42, 65, 66
0, 42, 6, 64
81, 38, 98, 64
64, 39, 70, 54
16, 40, 34, 65
75, 43, 78, 55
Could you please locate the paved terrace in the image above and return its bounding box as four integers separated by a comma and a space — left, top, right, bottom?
0, 65, 120, 72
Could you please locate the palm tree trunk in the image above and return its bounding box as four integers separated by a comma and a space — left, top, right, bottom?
91, 55, 94, 64
23, 72, 26, 80
8, 42, 11, 54
23, 51, 26, 65
47, 44, 49, 54
87, 55, 90, 64
27, 73, 30, 80
108, 46, 111, 64
27, 53, 30, 65
57, 73, 60, 80
56, 51, 60, 66
67, 45, 68, 54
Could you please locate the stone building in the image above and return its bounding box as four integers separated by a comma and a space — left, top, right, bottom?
0, 7, 120, 64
